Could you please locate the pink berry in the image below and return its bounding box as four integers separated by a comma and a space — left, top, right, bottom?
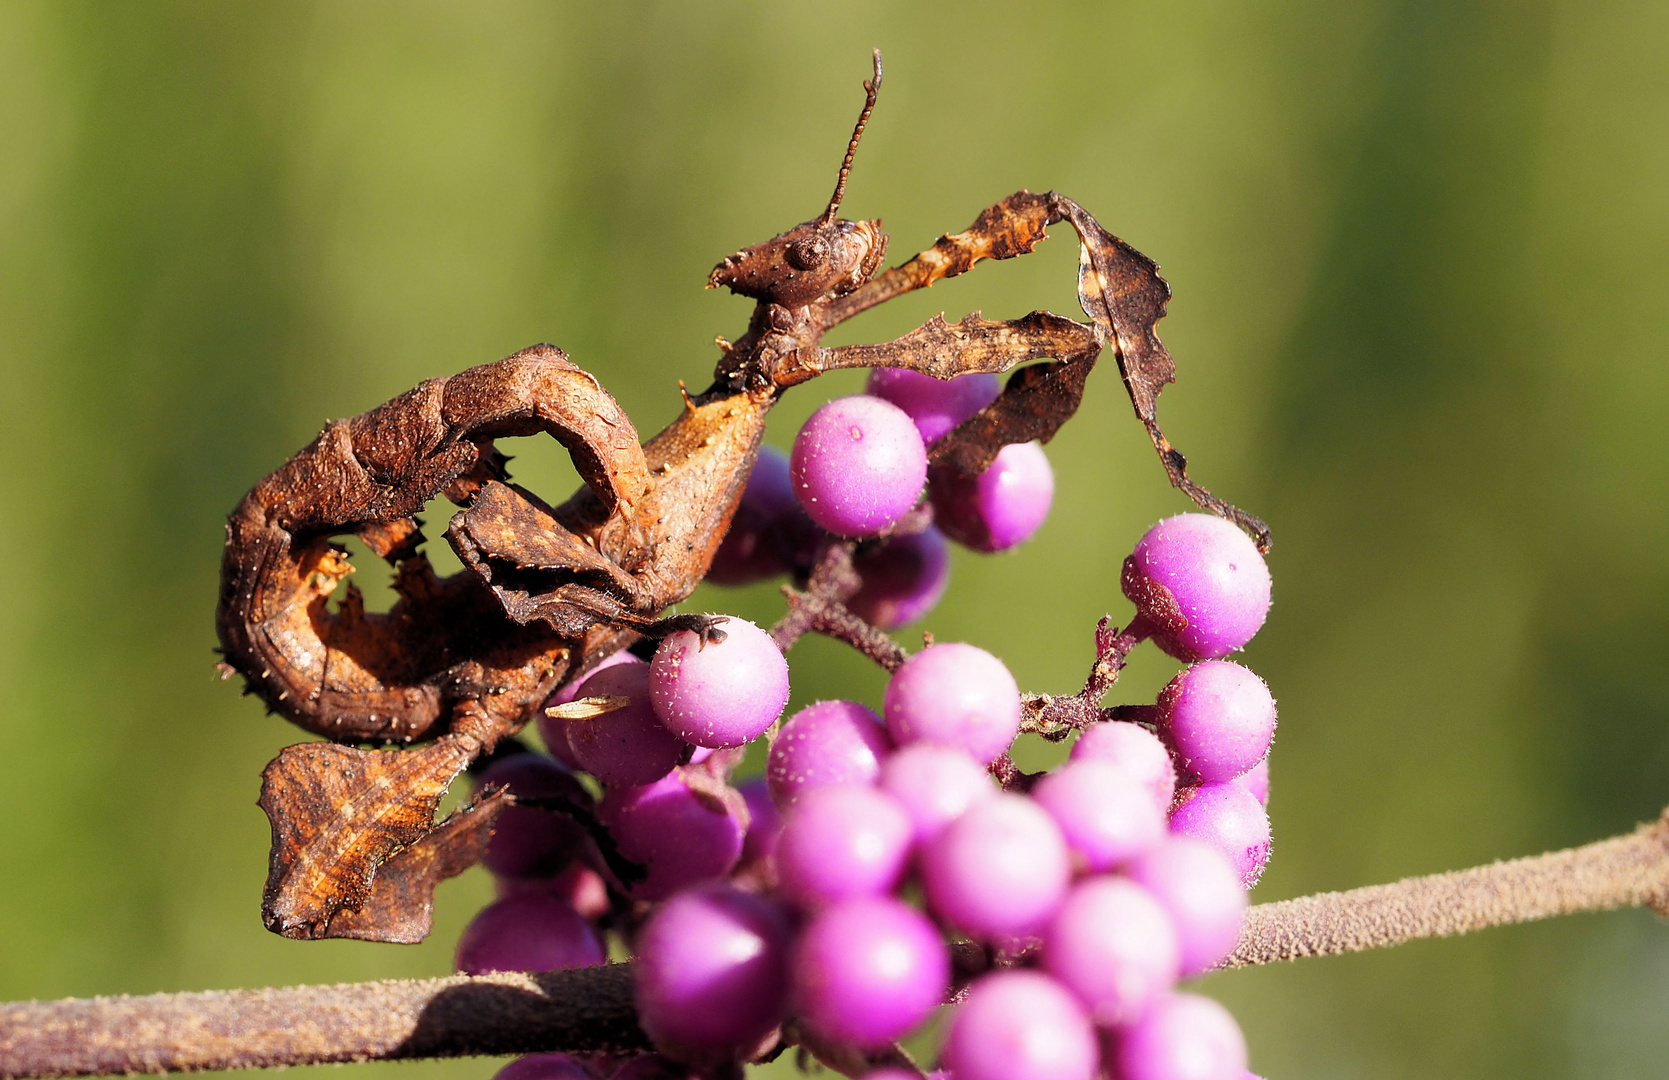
1157, 661, 1277, 783
942, 970, 1099, 1080
877, 742, 997, 843
1109, 992, 1248, 1080
1169, 782, 1271, 889
1240, 757, 1269, 806
767, 700, 893, 807
1032, 759, 1166, 872
707, 445, 821, 585
846, 525, 952, 629
920, 793, 1071, 939
540, 650, 642, 769
1071, 722, 1177, 814
791, 395, 928, 537
1123, 514, 1271, 661
1044, 877, 1181, 1026
776, 785, 914, 906
883, 643, 1022, 765
634, 885, 791, 1059
1126, 838, 1248, 976
792, 896, 950, 1048
650, 618, 789, 749
454, 893, 604, 975
474, 753, 590, 879
866, 368, 1001, 444
930, 441, 1055, 552
599, 769, 746, 901
564, 662, 689, 788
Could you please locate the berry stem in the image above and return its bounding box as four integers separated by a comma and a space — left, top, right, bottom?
5, 813, 1667, 1078
1019, 616, 1149, 739
769, 540, 909, 672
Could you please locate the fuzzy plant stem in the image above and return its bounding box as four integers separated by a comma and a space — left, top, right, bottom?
5, 813, 1669, 1079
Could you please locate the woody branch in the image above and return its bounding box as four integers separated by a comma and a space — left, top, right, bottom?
4, 812, 1667, 1080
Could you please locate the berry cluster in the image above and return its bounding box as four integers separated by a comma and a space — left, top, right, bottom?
453, 375, 1276, 1080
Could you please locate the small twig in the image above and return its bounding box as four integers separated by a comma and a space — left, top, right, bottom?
1221, 809, 1669, 968
1020, 616, 1149, 739
768, 540, 908, 673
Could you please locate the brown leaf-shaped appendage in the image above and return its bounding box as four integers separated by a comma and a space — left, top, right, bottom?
1055, 196, 1271, 550
218, 343, 651, 745
259, 735, 480, 940
323, 785, 511, 944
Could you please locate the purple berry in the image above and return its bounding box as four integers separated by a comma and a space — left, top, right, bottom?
792, 896, 950, 1048
475, 753, 591, 879
767, 700, 893, 807
707, 445, 821, 585
564, 662, 689, 788
634, 884, 791, 1059
540, 650, 642, 770
605, 1056, 694, 1080
1071, 722, 1177, 815
846, 525, 952, 629
736, 776, 782, 869
1109, 992, 1248, 1080
883, 643, 1022, 765
1122, 514, 1271, 661
1031, 759, 1166, 872
776, 784, 914, 906
496, 862, 612, 923
454, 893, 605, 975
1157, 662, 1276, 783
791, 395, 928, 537
866, 368, 1001, 444
877, 742, 997, 843
1168, 782, 1271, 889
493, 1054, 596, 1080
930, 441, 1055, 552
1125, 838, 1248, 976
942, 970, 1099, 1080
1240, 757, 1269, 806
920, 793, 1071, 939
1043, 877, 1180, 1026
650, 619, 790, 749
599, 769, 746, 901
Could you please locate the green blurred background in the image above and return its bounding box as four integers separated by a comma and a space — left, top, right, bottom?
2, 2, 1667, 1077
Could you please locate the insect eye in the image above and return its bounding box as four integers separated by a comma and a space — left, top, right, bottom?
786, 235, 829, 271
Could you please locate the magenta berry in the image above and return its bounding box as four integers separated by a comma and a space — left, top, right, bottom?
866, 368, 1001, 444
846, 525, 952, 629
776, 784, 914, 906
791, 896, 950, 1048
1157, 661, 1277, 783
920, 793, 1071, 939
790, 395, 928, 537
1032, 759, 1167, 872
930, 440, 1055, 552
735, 776, 782, 870
454, 893, 605, 975
1123, 514, 1271, 661
1071, 721, 1177, 814
633, 885, 791, 1059
883, 642, 1022, 765
1126, 838, 1249, 976
563, 661, 688, 788
1169, 781, 1272, 889
599, 769, 746, 901
492, 1055, 597, 1080
1044, 877, 1181, 1026
1240, 757, 1269, 805
540, 650, 642, 770
649, 618, 789, 749
1110, 992, 1248, 1080
707, 445, 820, 585
942, 970, 1099, 1080
877, 742, 997, 843
767, 700, 893, 807
474, 753, 590, 879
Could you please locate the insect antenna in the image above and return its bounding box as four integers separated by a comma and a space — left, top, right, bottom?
822, 48, 883, 224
